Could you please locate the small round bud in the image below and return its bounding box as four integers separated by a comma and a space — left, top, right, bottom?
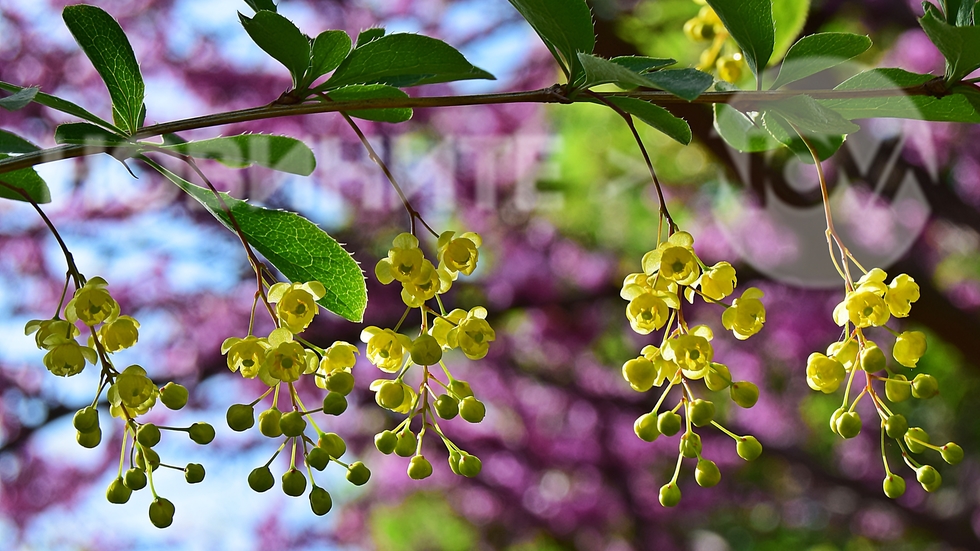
281, 468, 307, 497
321, 392, 348, 415
829, 407, 846, 436
911, 373, 939, 399
136, 446, 160, 471
259, 408, 283, 438
346, 461, 371, 486
836, 411, 862, 439
689, 399, 715, 428
248, 466, 275, 492
137, 423, 161, 448
148, 497, 175, 529
184, 463, 205, 484
306, 447, 330, 471
459, 397, 486, 423
73, 407, 99, 433
680, 432, 702, 458
917, 465, 942, 492
883, 474, 906, 499
904, 427, 929, 454
279, 411, 307, 438
884, 414, 908, 439
659, 483, 681, 507
375, 430, 397, 455
729, 381, 759, 409
695, 459, 721, 488
657, 411, 682, 437
378, 381, 406, 410
226, 404, 255, 432
408, 455, 433, 480
704, 363, 731, 392
859, 344, 886, 373
309, 486, 333, 516
410, 335, 443, 366
159, 382, 189, 410
737, 436, 763, 461
189, 422, 215, 445
76, 427, 102, 449
106, 477, 132, 504
449, 380, 473, 399
325, 371, 355, 396
434, 394, 459, 420
448, 451, 462, 475
318, 432, 346, 459
885, 374, 912, 403
622, 358, 657, 392
633, 412, 660, 443
941, 443, 964, 465
459, 453, 482, 478
124, 467, 147, 491
395, 429, 417, 458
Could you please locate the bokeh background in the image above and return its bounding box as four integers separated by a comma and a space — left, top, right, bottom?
2, 0, 980, 549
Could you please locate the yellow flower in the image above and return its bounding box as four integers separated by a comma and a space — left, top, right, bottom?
696, 261, 737, 301
42, 339, 97, 377
721, 288, 766, 340
622, 357, 661, 392
835, 289, 890, 328
641, 345, 681, 386
370, 379, 416, 414
855, 268, 888, 295
626, 293, 670, 335
885, 274, 919, 318
400, 260, 450, 307
438, 231, 482, 276
25, 318, 80, 350
65, 276, 119, 326
431, 309, 467, 349
806, 353, 846, 394
221, 335, 270, 378
98, 315, 140, 353
108, 365, 157, 417
641, 232, 701, 286
361, 326, 413, 372
661, 326, 714, 379
263, 335, 316, 383
447, 306, 496, 360
893, 331, 927, 368
826, 339, 858, 371
375, 233, 425, 284
320, 341, 359, 373
268, 281, 326, 334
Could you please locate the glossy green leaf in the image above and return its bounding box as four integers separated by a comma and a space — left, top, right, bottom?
327, 85, 412, 123
577, 53, 651, 90
771, 33, 872, 89
506, 0, 595, 81
766, 95, 860, 135
942, 0, 977, 26
55, 122, 130, 146
0, 81, 122, 133
239, 10, 311, 88
356, 28, 386, 48
0, 131, 40, 154
705, 0, 774, 88
323, 34, 494, 89
713, 104, 781, 153
0, 154, 51, 204
610, 56, 675, 74
244, 0, 277, 12
643, 69, 714, 102
0, 87, 38, 111
607, 97, 691, 145
158, 134, 316, 176
771, 0, 810, 62
822, 68, 980, 122
920, 3, 980, 82
761, 111, 846, 163
148, 160, 367, 322
62, 5, 145, 135
310, 31, 352, 81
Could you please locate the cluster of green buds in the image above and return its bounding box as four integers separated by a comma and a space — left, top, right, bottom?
806, 267, 962, 498
682, 0, 745, 83
222, 280, 367, 516
367, 231, 491, 480
27, 276, 211, 528
621, 231, 766, 507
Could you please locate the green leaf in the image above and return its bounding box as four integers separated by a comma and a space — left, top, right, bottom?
941, 0, 977, 26
0, 87, 38, 111
62, 5, 145, 135
147, 160, 367, 322
0, 81, 122, 133
55, 122, 130, 146
823, 68, 980, 122
323, 34, 494, 89
713, 104, 781, 153
643, 69, 714, 102
577, 53, 651, 90
327, 85, 413, 123
310, 31, 352, 81
771, 33, 872, 89
0, 130, 40, 154
765, 95, 860, 136
771, 0, 810, 62
705, 0, 774, 88
919, 3, 980, 82
506, 0, 595, 82
239, 10, 311, 88
157, 134, 316, 176
243, 0, 277, 12
356, 28, 386, 48
607, 97, 691, 145
610, 56, 675, 74
761, 111, 845, 162
0, 154, 51, 204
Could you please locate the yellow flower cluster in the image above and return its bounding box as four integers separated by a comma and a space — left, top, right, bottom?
682, 1, 745, 83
